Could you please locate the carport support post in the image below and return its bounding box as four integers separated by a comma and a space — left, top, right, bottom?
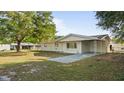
94, 40, 97, 53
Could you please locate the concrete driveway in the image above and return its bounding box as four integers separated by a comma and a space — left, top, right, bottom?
48, 53, 98, 63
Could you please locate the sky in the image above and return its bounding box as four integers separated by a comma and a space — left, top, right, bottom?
52, 11, 110, 36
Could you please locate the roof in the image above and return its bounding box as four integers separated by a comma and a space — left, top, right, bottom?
56, 33, 109, 42
9, 34, 110, 44
91, 34, 109, 39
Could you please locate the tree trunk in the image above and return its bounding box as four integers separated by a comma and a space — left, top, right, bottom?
16, 41, 21, 52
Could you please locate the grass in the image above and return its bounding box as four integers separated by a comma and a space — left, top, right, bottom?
0, 51, 27, 57
0, 51, 124, 81
32, 50, 70, 58
0, 51, 48, 64
0, 50, 68, 64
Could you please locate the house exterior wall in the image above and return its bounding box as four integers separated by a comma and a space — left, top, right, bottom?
40, 41, 82, 54
10, 45, 35, 50
40, 43, 63, 52
40, 43, 56, 51
62, 41, 82, 54
93, 40, 108, 53
0, 44, 10, 51
40, 39, 110, 54
81, 40, 109, 53
94, 40, 109, 53
0, 34, 111, 53
81, 40, 100, 53
96, 40, 106, 52
0, 40, 109, 54
111, 44, 124, 52
81, 41, 91, 52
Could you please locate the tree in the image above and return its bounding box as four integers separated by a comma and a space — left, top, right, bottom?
96, 11, 124, 43
0, 11, 56, 52
24, 12, 56, 43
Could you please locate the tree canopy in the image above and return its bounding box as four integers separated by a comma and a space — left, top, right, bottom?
0, 11, 56, 52
96, 11, 124, 43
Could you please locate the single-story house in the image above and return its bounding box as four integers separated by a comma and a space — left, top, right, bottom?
40, 34, 111, 54
10, 43, 35, 50
0, 34, 111, 53
110, 42, 124, 52
0, 43, 42, 51
0, 43, 41, 51
0, 44, 10, 51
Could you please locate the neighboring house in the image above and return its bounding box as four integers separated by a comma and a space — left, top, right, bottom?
10, 43, 35, 50
110, 42, 124, 52
0, 44, 10, 51
40, 34, 111, 54
0, 43, 40, 51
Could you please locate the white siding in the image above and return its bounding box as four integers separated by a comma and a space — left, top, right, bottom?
81, 40, 108, 53
41, 43, 56, 51
62, 41, 82, 54
82, 41, 91, 52
93, 40, 108, 53
0, 44, 10, 51
40, 41, 82, 54
111, 44, 124, 52
40, 40, 110, 54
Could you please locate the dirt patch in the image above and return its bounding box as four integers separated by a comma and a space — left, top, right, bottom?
95, 53, 124, 62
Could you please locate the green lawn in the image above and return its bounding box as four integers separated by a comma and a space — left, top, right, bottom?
32, 50, 70, 58
0, 51, 124, 81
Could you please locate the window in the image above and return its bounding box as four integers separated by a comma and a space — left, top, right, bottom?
35, 45, 41, 48
67, 42, 77, 49
44, 44, 47, 47
110, 45, 113, 51
22, 46, 32, 49
121, 47, 124, 50
55, 43, 59, 47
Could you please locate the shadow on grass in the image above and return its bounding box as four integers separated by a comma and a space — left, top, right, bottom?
0, 52, 27, 57
33, 50, 71, 58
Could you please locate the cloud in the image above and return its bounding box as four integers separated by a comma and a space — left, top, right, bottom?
53, 18, 73, 36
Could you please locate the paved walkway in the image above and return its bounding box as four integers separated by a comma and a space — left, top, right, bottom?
48, 53, 98, 63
